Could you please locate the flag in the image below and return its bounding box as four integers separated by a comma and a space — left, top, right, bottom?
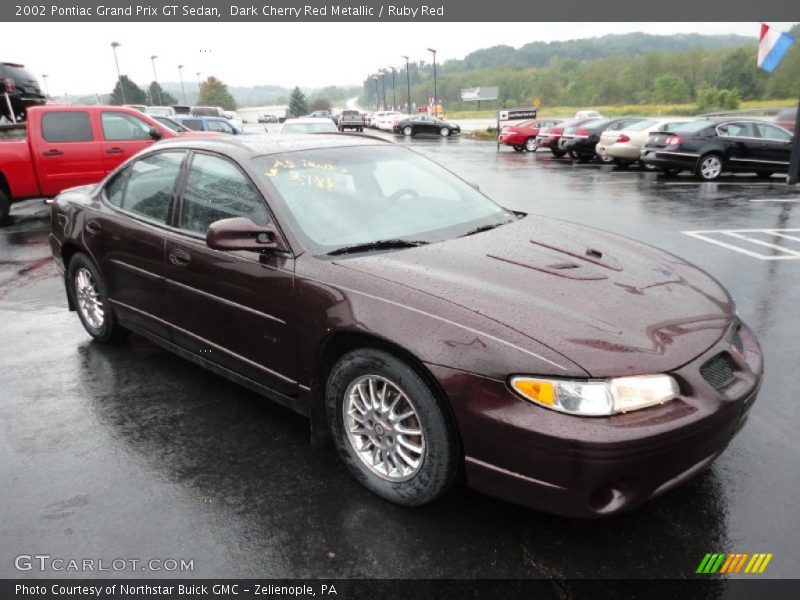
758, 23, 794, 73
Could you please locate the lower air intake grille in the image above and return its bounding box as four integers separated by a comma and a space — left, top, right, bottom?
700, 353, 736, 390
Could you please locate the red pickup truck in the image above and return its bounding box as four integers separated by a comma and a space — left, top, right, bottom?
0, 105, 193, 225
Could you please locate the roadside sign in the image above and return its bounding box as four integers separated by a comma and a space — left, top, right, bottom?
461, 86, 499, 102
418, 106, 428, 112
498, 108, 538, 122
533, 97, 542, 108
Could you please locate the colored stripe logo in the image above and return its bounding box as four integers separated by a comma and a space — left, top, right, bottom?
696, 552, 773, 574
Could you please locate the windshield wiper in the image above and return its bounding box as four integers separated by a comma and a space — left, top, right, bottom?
461, 222, 507, 237
327, 239, 429, 256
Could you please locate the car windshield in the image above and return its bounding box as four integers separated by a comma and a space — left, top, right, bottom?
254, 145, 515, 255
282, 122, 338, 134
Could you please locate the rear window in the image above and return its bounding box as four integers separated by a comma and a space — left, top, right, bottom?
670, 120, 714, 134
342, 110, 359, 116
41, 111, 93, 142
625, 120, 657, 131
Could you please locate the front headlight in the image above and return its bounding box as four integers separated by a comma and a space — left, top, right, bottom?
509, 375, 679, 416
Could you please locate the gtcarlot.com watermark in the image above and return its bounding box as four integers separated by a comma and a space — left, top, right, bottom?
14, 554, 194, 573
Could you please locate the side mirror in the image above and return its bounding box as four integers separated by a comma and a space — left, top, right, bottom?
206, 217, 287, 252
149, 127, 163, 140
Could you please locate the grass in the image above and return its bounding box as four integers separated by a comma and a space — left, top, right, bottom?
446, 99, 797, 120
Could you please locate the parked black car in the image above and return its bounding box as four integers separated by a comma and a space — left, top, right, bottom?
640, 119, 793, 180
394, 114, 461, 137
0, 62, 45, 122
558, 118, 645, 162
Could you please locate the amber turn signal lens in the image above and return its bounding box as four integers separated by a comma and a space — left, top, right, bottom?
511, 379, 555, 405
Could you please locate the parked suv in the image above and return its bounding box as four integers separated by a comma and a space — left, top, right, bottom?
1, 62, 46, 121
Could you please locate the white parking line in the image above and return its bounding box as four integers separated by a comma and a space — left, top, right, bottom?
750, 198, 800, 203
682, 228, 800, 260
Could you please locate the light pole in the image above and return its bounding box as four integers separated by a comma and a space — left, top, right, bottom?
380, 72, 386, 109
42, 74, 51, 99
177, 64, 186, 104
386, 67, 396, 110
372, 76, 379, 110
110, 41, 125, 104
401, 56, 411, 114
150, 55, 161, 105
427, 48, 437, 115
196, 72, 203, 100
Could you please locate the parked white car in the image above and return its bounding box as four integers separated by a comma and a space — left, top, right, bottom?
223, 110, 244, 131
373, 111, 404, 131
596, 117, 694, 166
280, 117, 339, 134
575, 110, 604, 119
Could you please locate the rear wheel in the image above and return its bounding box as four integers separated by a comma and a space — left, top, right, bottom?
327, 349, 458, 506
67, 253, 128, 343
695, 153, 724, 181
551, 148, 566, 158
439, 127, 450, 137
524, 137, 537, 152
0, 189, 10, 226
512, 145, 524, 152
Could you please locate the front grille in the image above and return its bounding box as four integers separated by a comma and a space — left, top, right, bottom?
700, 353, 736, 390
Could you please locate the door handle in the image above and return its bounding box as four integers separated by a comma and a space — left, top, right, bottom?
106, 147, 124, 154
169, 249, 191, 267
85, 220, 101, 234
43, 149, 63, 157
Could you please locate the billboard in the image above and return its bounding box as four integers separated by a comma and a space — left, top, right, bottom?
460, 86, 499, 101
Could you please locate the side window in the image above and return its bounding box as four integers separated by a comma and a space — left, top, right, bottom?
757, 123, 792, 142
101, 112, 153, 141
120, 152, 185, 223
179, 153, 269, 235
719, 122, 754, 138
41, 111, 93, 142
181, 119, 205, 131
104, 167, 130, 208
207, 120, 234, 133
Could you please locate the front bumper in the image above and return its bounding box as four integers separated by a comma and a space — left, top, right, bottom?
427, 320, 763, 518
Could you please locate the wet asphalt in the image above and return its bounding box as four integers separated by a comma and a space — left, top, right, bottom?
1, 129, 799, 580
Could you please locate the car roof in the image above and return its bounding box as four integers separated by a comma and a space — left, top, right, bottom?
154, 133, 391, 157
173, 115, 228, 122
285, 117, 336, 123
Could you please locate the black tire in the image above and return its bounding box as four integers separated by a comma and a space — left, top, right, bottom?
326, 348, 459, 507
512, 145, 524, 152
402, 125, 414, 137
0, 188, 11, 226
576, 152, 594, 164
439, 127, 450, 137
67, 252, 128, 343
695, 153, 724, 181
614, 159, 631, 169
551, 148, 567, 158
756, 171, 775, 179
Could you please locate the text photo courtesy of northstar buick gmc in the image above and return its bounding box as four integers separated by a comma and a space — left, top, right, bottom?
49, 134, 763, 518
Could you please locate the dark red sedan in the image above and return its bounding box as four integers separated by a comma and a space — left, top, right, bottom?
498, 118, 563, 152
49, 135, 763, 517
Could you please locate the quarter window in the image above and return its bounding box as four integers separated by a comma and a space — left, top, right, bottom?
179, 153, 269, 235
118, 152, 185, 223
41, 111, 93, 142
104, 168, 129, 208
101, 112, 153, 141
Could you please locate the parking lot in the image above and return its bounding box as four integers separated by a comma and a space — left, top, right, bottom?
2, 130, 799, 579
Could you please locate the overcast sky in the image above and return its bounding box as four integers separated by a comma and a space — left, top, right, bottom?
7, 22, 797, 95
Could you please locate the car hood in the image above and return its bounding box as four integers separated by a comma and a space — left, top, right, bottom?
333, 217, 733, 377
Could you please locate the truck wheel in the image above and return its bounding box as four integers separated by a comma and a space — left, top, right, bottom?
67, 253, 129, 343
0, 189, 10, 226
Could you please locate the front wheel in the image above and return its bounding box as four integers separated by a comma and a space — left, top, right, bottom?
440, 127, 450, 137
551, 148, 566, 158
695, 153, 724, 181
402, 126, 414, 137
326, 349, 458, 506
67, 253, 128, 343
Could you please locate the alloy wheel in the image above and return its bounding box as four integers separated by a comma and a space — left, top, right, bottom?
700, 155, 722, 180
74, 267, 105, 329
343, 375, 425, 482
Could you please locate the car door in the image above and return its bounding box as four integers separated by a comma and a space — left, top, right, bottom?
755, 123, 793, 168
33, 109, 104, 197
717, 121, 757, 165
164, 151, 297, 397
99, 110, 159, 174
83, 150, 186, 339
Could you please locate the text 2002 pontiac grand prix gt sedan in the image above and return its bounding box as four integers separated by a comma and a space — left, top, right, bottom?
49, 134, 763, 517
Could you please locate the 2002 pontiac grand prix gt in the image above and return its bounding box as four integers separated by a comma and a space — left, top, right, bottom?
49, 134, 763, 517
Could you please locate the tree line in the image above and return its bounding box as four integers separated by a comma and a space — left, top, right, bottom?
358, 27, 800, 112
